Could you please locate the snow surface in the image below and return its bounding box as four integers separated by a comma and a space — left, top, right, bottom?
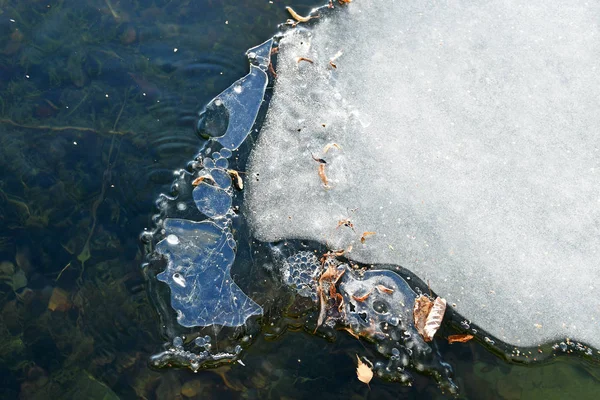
246, 0, 600, 348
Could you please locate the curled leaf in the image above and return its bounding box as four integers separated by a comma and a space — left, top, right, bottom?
355, 355, 373, 387
352, 290, 372, 302
423, 297, 446, 341
314, 263, 346, 332
360, 231, 376, 243
448, 334, 474, 344
227, 170, 244, 190
192, 175, 214, 186
296, 57, 314, 64
336, 218, 355, 231
375, 284, 394, 294
324, 142, 341, 153
286, 6, 317, 23
318, 164, 330, 188
329, 50, 343, 68
268, 62, 277, 78
413, 295, 434, 339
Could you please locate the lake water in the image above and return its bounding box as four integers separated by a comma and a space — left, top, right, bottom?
0, 0, 598, 399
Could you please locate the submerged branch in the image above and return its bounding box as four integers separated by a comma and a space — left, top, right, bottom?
0, 118, 133, 135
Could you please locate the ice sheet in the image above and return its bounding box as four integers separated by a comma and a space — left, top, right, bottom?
246, 0, 600, 347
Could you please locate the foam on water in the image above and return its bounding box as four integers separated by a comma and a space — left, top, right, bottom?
247, 0, 600, 348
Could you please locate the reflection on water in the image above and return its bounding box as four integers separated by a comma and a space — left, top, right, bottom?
0, 0, 598, 399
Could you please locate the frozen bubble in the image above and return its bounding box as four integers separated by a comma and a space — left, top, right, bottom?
173, 336, 183, 348
176, 202, 187, 211
215, 157, 229, 169
220, 148, 233, 158
173, 273, 186, 287
203, 158, 215, 169
166, 234, 180, 245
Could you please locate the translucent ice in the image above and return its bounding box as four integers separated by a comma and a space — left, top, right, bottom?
149, 39, 273, 330
156, 218, 261, 327
247, 1, 600, 347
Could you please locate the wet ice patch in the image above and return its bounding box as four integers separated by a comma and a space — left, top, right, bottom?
156, 218, 261, 327
247, 1, 600, 348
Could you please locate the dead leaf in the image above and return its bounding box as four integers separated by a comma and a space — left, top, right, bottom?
413, 295, 434, 339
192, 175, 214, 186
314, 263, 345, 332
268, 62, 277, 78
296, 57, 314, 64
48, 288, 71, 312
286, 6, 318, 23
336, 218, 355, 231
329, 50, 343, 69
335, 292, 345, 312
423, 297, 446, 341
356, 355, 373, 387
324, 143, 341, 153
447, 334, 474, 344
360, 231, 376, 243
315, 284, 327, 333
318, 164, 330, 188
375, 284, 394, 294
227, 170, 244, 190
311, 153, 326, 164
352, 290, 372, 302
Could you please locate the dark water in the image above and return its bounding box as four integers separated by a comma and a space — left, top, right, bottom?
0, 0, 598, 399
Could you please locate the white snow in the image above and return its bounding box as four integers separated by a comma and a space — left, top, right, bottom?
246, 0, 600, 348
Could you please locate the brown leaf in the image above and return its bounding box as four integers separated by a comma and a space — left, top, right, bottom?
336, 218, 355, 231
352, 290, 372, 302
335, 292, 345, 313
356, 355, 373, 387
192, 175, 214, 186
447, 334, 474, 344
268, 62, 277, 78
296, 57, 314, 64
318, 164, 330, 188
423, 297, 446, 341
227, 170, 244, 190
314, 263, 345, 332
413, 295, 434, 339
375, 284, 394, 294
192, 176, 205, 186
360, 231, 376, 243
